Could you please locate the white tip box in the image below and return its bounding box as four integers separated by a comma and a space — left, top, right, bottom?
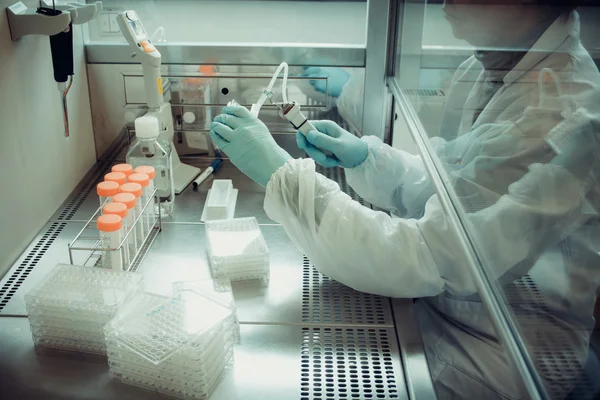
201, 179, 238, 222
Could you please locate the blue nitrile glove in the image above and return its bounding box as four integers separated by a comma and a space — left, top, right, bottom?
210, 105, 292, 187
296, 120, 368, 169
304, 67, 350, 98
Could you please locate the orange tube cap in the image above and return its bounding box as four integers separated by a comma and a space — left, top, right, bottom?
97, 214, 122, 232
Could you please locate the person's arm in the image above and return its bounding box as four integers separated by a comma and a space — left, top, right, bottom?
265, 158, 448, 298
265, 106, 597, 298
298, 121, 437, 217
345, 136, 436, 217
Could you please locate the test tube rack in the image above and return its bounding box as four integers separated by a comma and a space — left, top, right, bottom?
68, 187, 161, 272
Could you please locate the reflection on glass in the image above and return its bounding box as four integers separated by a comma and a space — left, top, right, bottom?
394, 1, 600, 399
302, 66, 365, 133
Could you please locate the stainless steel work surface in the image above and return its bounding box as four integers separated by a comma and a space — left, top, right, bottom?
0, 159, 434, 399
0, 319, 406, 400
135, 223, 394, 326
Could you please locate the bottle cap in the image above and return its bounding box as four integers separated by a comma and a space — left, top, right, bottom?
111, 164, 133, 177
113, 193, 136, 209
97, 214, 122, 232
135, 115, 160, 139
103, 202, 128, 219
105, 172, 127, 186
120, 182, 143, 198
97, 181, 120, 197
134, 166, 156, 179
128, 173, 150, 188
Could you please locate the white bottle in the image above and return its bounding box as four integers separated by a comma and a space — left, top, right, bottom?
127, 115, 175, 215
97, 214, 124, 271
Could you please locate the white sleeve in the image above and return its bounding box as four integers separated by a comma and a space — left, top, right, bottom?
345, 136, 435, 217
264, 148, 590, 298
264, 158, 446, 298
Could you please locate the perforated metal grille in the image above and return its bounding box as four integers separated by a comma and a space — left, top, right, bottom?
128, 225, 161, 273
505, 275, 597, 399
0, 222, 66, 311
403, 88, 445, 97
301, 258, 388, 325
56, 163, 109, 221
300, 327, 401, 400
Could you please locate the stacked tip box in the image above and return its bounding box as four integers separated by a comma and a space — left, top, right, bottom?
173, 279, 241, 344
105, 290, 236, 400
24, 263, 142, 355
205, 217, 270, 287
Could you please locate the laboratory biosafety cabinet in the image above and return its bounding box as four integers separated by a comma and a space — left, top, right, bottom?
2, 1, 600, 399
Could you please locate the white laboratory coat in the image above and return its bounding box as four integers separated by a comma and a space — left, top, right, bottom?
264, 12, 600, 400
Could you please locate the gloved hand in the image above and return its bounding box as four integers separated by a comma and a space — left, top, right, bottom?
210, 105, 292, 187
296, 120, 368, 169
304, 67, 350, 98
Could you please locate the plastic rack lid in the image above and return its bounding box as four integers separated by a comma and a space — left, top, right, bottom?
205, 217, 269, 260
172, 280, 235, 309
105, 290, 234, 365
24, 264, 143, 314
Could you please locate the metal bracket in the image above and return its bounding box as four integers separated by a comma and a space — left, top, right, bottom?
40, 1, 103, 25
6, 2, 71, 41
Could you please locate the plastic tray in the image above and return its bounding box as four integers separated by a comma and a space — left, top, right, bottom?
205, 217, 270, 283
24, 264, 143, 316
201, 179, 238, 222
172, 280, 240, 343
104, 290, 234, 365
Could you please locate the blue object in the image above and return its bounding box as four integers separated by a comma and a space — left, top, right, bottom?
296, 120, 368, 169
304, 67, 350, 98
192, 157, 223, 189
210, 158, 223, 173
210, 105, 292, 187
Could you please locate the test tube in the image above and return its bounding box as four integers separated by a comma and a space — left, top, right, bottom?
113, 192, 137, 262
103, 202, 130, 269
128, 173, 151, 233
119, 182, 145, 247
133, 166, 156, 197
104, 172, 127, 186
134, 166, 157, 225
97, 214, 124, 271
111, 163, 133, 178
96, 181, 119, 209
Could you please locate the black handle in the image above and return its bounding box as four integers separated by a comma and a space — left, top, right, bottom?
49, 22, 74, 83
37, 7, 74, 83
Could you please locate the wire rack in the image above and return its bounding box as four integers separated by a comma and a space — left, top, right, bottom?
68, 188, 162, 271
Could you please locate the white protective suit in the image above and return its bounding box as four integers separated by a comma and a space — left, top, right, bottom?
265, 12, 600, 400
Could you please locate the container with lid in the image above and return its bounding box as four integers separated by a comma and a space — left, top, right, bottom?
128, 173, 152, 234
97, 214, 125, 271
111, 164, 133, 178
113, 193, 138, 263
104, 172, 127, 186
103, 202, 130, 269
127, 115, 175, 216
120, 182, 145, 245
97, 181, 120, 208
